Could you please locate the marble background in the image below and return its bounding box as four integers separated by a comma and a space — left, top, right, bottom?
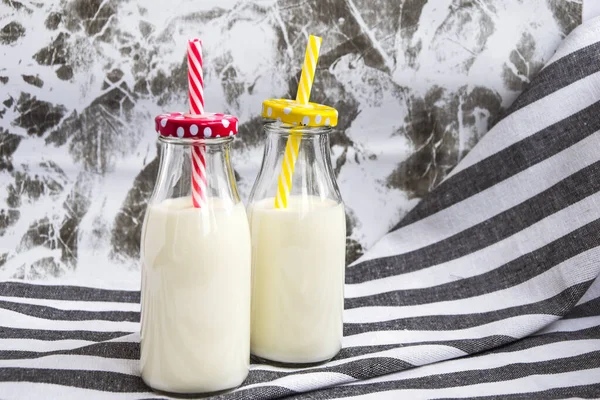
0, 0, 582, 288
584, 1, 600, 20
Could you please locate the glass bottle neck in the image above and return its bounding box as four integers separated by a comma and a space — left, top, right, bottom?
152, 137, 241, 206
248, 123, 342, 206
263, 124, 335, 153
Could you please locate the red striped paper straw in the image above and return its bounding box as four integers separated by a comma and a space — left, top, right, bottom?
187, 38, 207, 209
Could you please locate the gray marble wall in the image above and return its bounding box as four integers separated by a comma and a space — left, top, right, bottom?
0, 0, 581, 285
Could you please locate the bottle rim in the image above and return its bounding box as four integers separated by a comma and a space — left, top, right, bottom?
263, 120, 333, 136
157, 135, 234, 146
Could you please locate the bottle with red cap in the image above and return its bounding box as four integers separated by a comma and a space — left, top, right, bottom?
140, 112, 251, 395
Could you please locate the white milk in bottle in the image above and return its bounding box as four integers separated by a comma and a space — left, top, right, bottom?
141, 197, 250, 393
249, 196, 345, 364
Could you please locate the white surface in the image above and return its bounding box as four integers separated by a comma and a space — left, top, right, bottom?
584, 0, 600, 21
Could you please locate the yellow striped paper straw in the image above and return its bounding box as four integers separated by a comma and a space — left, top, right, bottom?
275, 34, 322, 209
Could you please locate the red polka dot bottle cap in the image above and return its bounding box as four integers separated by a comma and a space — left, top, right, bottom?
155, 112, 239, 139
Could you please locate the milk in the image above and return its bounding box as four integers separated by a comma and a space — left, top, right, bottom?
140, 196, 251, 393
249, 196, 346, 364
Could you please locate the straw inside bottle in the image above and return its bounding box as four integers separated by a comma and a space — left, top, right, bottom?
274, 35, 323, 209
188, 38, 207, 209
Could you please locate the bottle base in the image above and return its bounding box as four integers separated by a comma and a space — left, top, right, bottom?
145, 384, 242, 398
142, 377, 243, 398
251, 353, 336, 368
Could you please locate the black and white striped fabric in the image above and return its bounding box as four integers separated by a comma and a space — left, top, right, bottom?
2, 16, 600, 400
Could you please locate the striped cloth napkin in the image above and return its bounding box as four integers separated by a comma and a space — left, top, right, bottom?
2, 15, 600, 400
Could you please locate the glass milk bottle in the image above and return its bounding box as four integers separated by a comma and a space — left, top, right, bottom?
140, 112, 251, 394
248, 99, 346, 365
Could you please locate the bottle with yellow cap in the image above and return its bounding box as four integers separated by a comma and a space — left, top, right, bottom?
247, 98, 346, 366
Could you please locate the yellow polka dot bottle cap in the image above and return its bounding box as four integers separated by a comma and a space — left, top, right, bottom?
262, 99, 338, 127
